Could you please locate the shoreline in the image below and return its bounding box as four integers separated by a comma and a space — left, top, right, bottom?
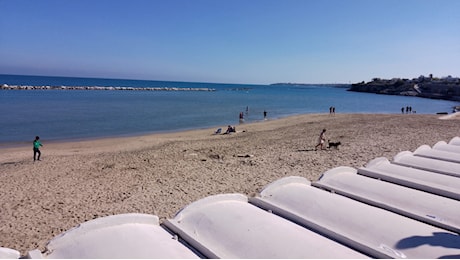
0, 114, 286, 148
1, 113, 459, 256
2, 111, 459, 150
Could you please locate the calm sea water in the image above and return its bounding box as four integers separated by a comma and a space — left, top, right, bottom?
1, 74, 458, 145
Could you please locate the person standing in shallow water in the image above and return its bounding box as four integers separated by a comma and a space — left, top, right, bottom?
33, 136, 43, 161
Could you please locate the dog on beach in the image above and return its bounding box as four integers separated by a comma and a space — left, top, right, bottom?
327, 140, 341, 149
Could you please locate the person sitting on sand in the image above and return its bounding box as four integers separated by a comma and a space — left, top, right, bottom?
225, 125, 236, 134
315, 129, 326, 151
33, 136, 43, 161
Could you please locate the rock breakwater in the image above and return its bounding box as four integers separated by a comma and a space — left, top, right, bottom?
0, 84, 215, 92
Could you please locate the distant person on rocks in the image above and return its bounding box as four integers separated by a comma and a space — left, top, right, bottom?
315, 129, 327, 151
33, 136, 43, 161
264, 110, 267, 119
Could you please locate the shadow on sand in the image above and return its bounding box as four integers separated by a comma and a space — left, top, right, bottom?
297, 148, 318, 152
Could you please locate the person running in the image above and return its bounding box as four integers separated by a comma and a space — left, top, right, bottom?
33, 136, 43, 161
315, 129, 327, 151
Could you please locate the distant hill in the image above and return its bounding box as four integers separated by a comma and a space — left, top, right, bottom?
349, 75, 460, 101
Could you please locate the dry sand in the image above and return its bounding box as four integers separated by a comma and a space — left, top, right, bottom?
1, 113, 459, 256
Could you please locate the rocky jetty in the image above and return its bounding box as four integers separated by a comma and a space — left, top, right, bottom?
349, 75, 460, 101
0, 84, 215, 92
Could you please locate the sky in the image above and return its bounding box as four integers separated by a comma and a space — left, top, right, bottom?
1, 0, 459, 84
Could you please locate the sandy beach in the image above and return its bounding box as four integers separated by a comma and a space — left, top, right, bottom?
1, 113, 459, 256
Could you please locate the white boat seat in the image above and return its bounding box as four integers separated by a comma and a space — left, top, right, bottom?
312, 166, 460, 234
414, 145, 460, 163
433, 140, 460, 154
250, 175, 460, 259
0, 247, 20, 259
358, 157, 460, 200
163, 193, 367, 259
448, 136, 460, 146
393, 151, 460, 178
27, 213, 200, 259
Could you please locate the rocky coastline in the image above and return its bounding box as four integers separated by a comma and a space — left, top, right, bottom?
0, 84, 215, 92
349, 75, 460, 101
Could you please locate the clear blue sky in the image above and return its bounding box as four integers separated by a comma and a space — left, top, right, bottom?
1, 0, 459, 84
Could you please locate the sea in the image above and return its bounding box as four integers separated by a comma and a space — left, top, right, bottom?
1, 74, 458, 146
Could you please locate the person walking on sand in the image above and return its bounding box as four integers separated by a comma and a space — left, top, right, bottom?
33, 136, 43, 161
315, 129, 327, 151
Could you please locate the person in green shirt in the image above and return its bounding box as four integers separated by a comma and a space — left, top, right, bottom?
33, 136, 43, 161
